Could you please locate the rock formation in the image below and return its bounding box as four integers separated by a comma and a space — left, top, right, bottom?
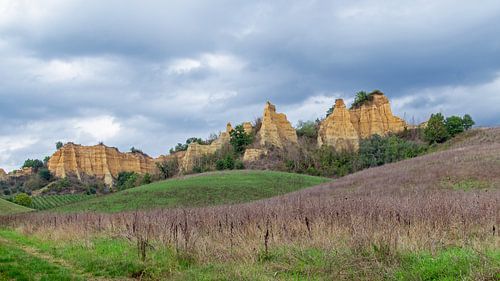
243, 122, 253, 134
180, 123, 233, 172
243, 148, 267, 162
47, 143, 157, 185
0, 168, 7, 180
317, 99, 359, 150
318, 92, 407, 150
258, 102, 298, 148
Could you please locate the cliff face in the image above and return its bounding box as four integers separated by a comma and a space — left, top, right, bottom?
349, 93, 407, 138
318, 93, 407, 150
317, 99, 359, 150
180, 123, 233, 172
47, 143, 157, 185
0, 168, 6, 180
258, 102, 298, 148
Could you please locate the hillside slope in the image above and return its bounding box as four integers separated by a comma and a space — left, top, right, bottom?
51, 170, 330, 213
0, 198, 32, 215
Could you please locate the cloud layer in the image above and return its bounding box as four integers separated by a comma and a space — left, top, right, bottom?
1, 0, 499, 171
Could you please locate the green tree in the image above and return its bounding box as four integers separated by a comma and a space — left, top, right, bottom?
115, 172, 138, 190
22, 159, 44, 172
156, 158, 179, 179
296, 120, 318, 138
351, 91, 369, 108
56, 141, 64, 150
43, 156, 51, 166
445, 116, 465, 137
37, 168, 52, 181
424, 113, 449, 144
14, 193, 32, 207
462, 114, 475, 130
142, 173, 152, 185
230, 124, 253, 154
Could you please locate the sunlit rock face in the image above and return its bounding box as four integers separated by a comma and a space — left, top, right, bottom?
180, 123, 233, 173
47, 143, 157, 185
258, 102, 298, 148
0, 168, 7, 180
318, 92, 407, 150
318, 99, 359, 151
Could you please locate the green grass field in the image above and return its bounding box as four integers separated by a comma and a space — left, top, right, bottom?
0, 198, 32, 216
31, 194, 95, 210
52, 170, 330, 213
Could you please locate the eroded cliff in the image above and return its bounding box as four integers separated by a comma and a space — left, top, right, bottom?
318, 92, 407, 150
258, 102, 298, 148
47, 143, 157, 185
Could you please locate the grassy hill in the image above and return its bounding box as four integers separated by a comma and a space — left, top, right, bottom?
0, 198, 32, 215
51, 170, 330, 213
31, 194, 95, 210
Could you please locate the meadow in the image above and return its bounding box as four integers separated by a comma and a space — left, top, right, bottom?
0, 129, 499, 280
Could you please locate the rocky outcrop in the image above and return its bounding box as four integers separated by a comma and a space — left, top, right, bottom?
318, 99, 359, 150
180, 123, 233, 172
318, 92, 407, 150
47, 143, 157, 185
243, 148, 267, 162
0, 168, 7, 180
243, 122, 253, 134
258, 102, 298, 148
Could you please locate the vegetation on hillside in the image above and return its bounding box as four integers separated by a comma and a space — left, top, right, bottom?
0, 198, 32, 215
49, 170, 330, 213
30, 194, 95, 210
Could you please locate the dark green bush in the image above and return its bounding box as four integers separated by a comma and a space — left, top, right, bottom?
424, 113, 449, 144
445, 116, 465, 137
296, 120, 319, 138
115, 172, 139, 190
359, 135, 427, 168
230, 124, 253, 154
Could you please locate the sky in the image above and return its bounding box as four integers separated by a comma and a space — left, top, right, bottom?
1, 0, 500, 171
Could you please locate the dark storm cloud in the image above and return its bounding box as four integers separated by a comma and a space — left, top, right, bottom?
1, 0, 500, 170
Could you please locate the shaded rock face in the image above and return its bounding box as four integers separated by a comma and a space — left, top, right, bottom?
48, 143, 157, 185
318, 93, 407, 150
180, 123, 233, 172
0, 168, 6, 180
318, 99, 359, 150
258, 102, 298, 148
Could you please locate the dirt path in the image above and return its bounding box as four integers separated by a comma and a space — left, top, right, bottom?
0, 235, 135, 281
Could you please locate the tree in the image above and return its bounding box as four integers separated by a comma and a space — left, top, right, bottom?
14, 193, 32, 207
115, 172, 138, 190
325, 105, 335, 117
22, 159, 44, 172
351, 91, 368, 108
296, 120, 318, 138
424, 113, 449, 144
38, 168, 52, 181
462, 114, 475, 130
156, 158, 179, 179
142, 173, 152, 185
56, 141, 64, 150
130, 147, 144, 154
230, 124, 253, 154
445, 116, 465, 137
43, 156, 51, 166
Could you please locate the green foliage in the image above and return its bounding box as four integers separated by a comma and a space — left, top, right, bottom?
37, 168, 52, 181
51, 171, 330, 213
115, 172, 139, 191
13, 192, 32, 207
235, 160, 245, 170
156, 158, 179, 179
130, 146, 144, 154
56, 141, 63, 150
424, 113, 449, 144
359, 135, 427, 168
351, 91, 369, 108
445, 115, 465, 137
43, 156, 51, 165
315, 147, 358, 177
22, 159, 44, 171
169, 137, 208, 154
296, 120, 318, 138
142, 173, 152, 185
230, 124, 253, 154
462, 114, 475, 130
216, 155, 235, 170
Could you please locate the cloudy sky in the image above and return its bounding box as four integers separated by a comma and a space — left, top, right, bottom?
1, 0, 500, 171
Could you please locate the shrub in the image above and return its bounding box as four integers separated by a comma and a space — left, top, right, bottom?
142, 173, 152, 185
115, 172, 139, 190
216, 155, 236, 170
38, 168, 52, 181
351, 91, 369, 108
424, 113, 449, 144
296, 120, 318, 138
156, 158, 179, 179
56, 141, 64, 150
235, 160, 245, 170
216, 159, 225, 170
13, 192, 32, 207
230, 124, 253, 154
359, 135, 427, 168
445, 116, 465, 137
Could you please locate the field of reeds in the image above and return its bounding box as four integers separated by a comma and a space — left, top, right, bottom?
1, 128, 499, 280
